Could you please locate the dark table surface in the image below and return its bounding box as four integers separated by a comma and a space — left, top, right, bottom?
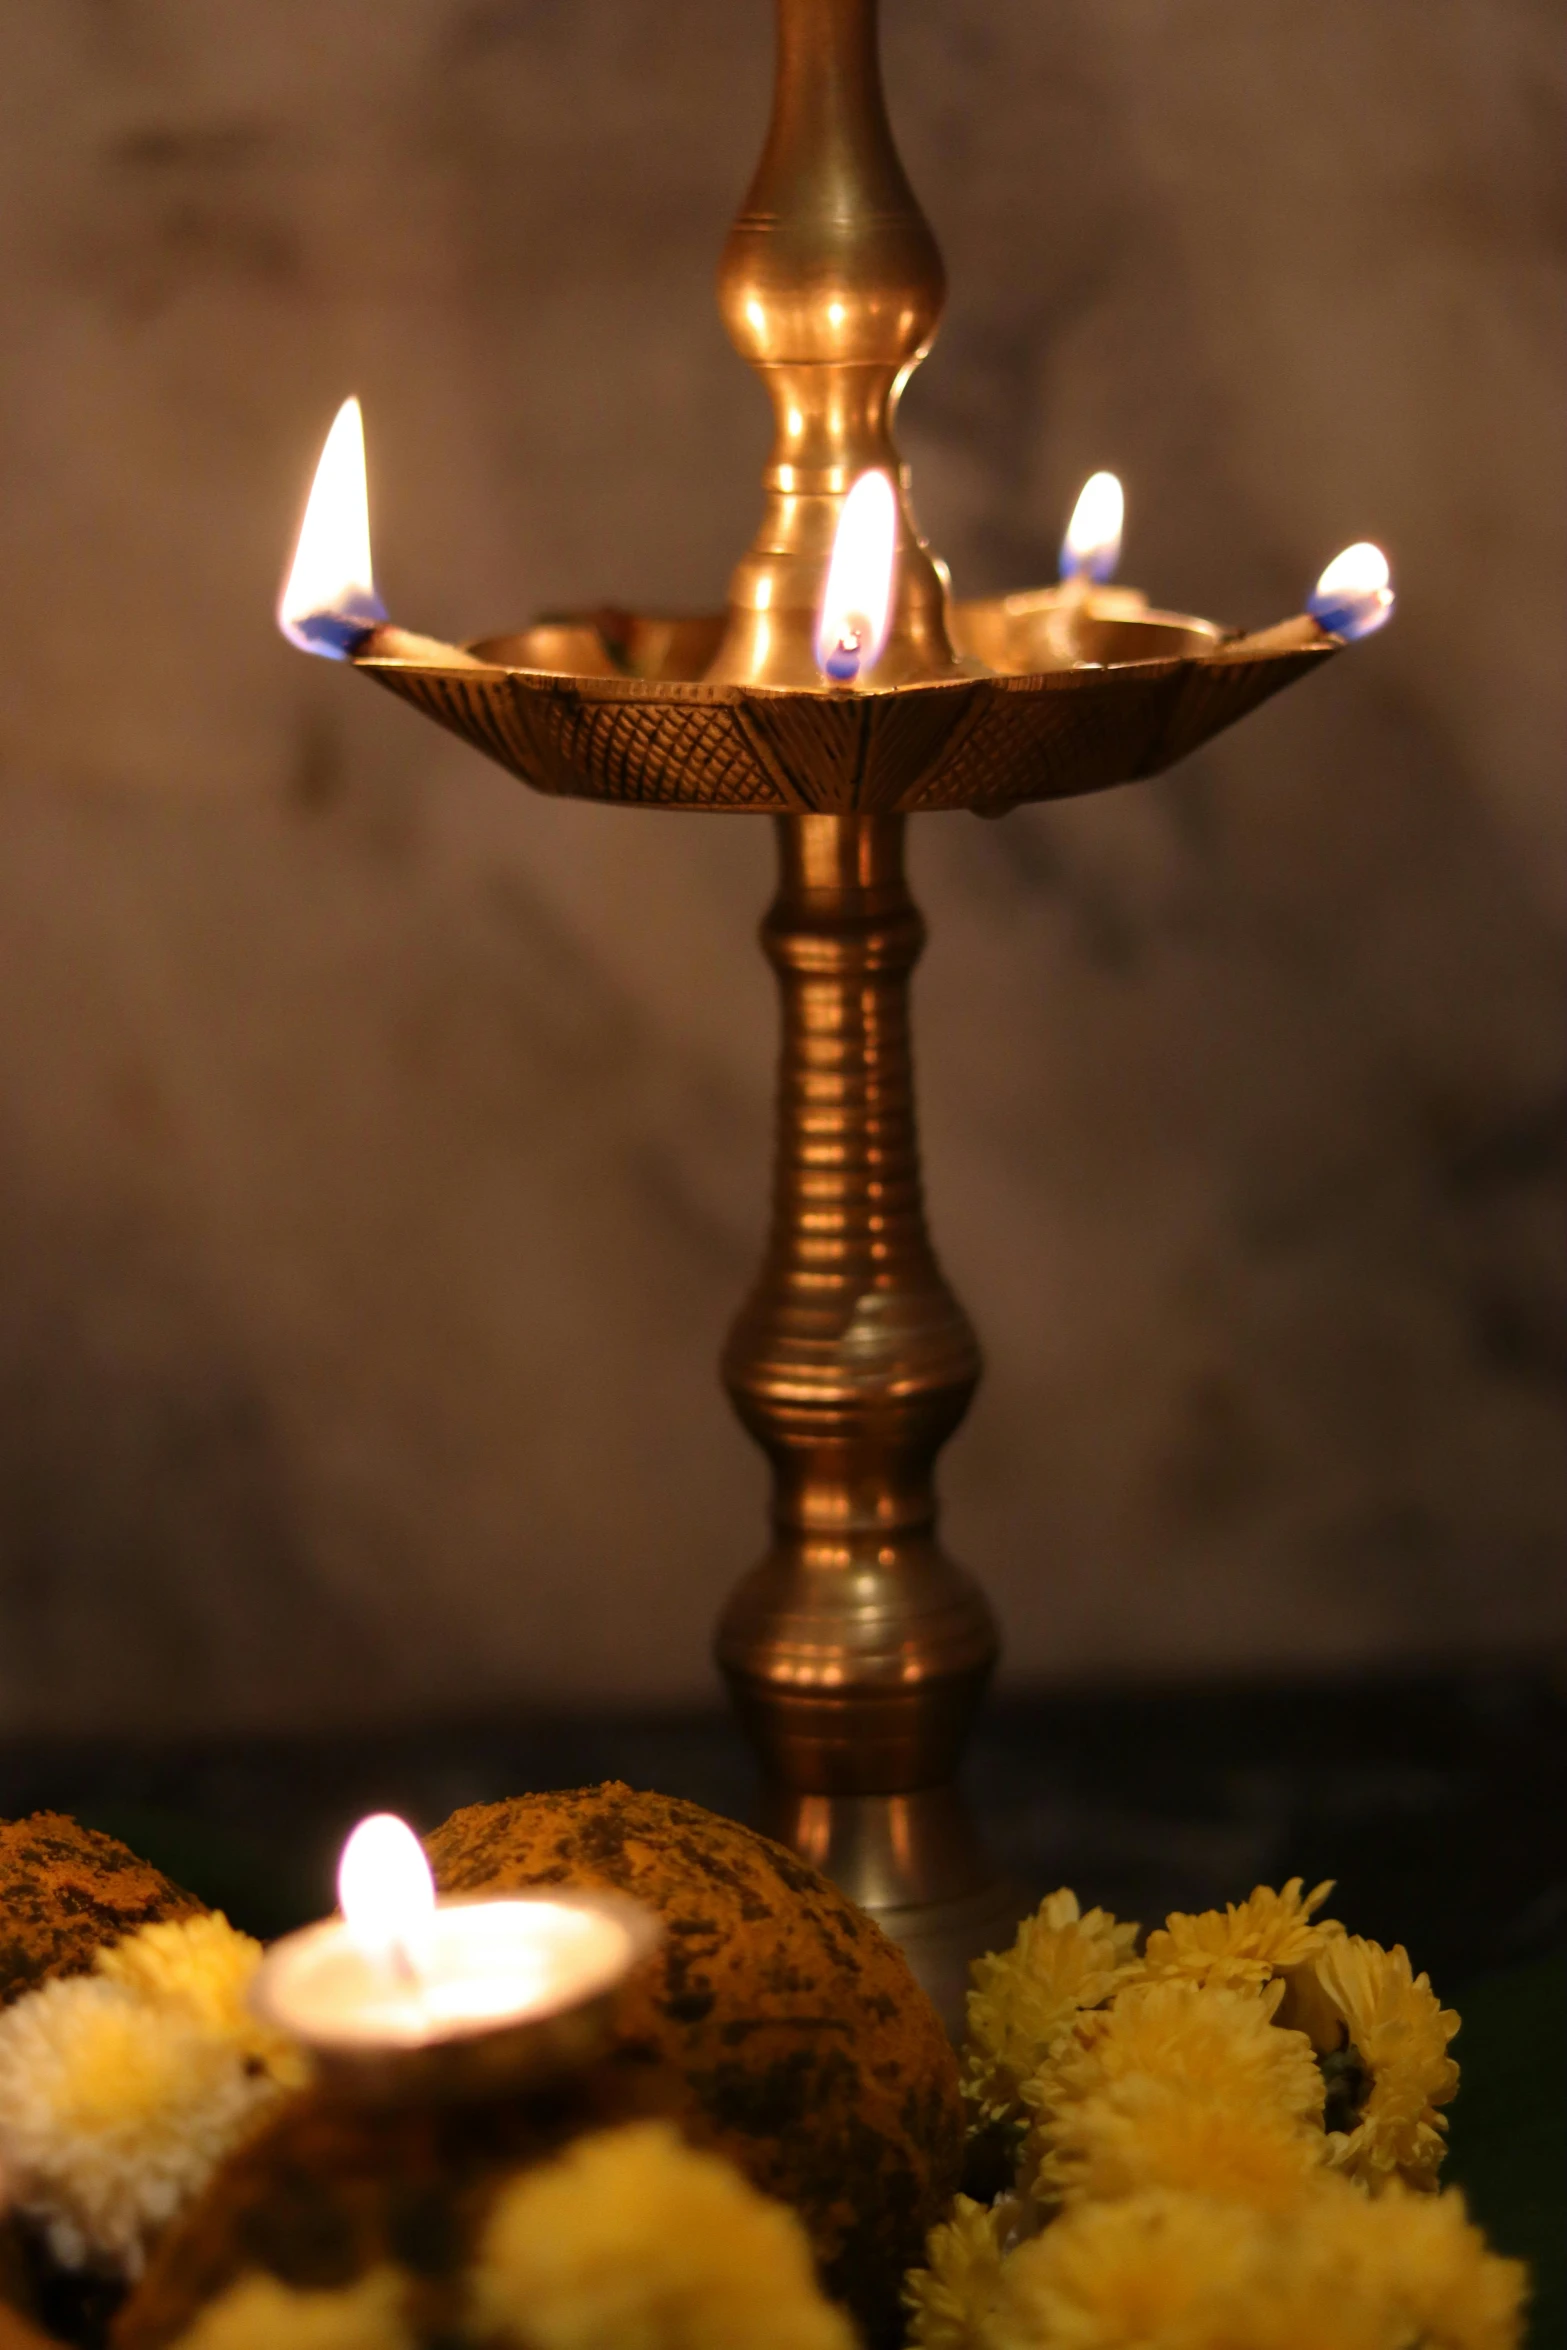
4, 1666, 1561, 1984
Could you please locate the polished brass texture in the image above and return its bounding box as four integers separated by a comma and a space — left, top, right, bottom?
361, 600, 1333, 816
715, 811, 1036, 2024
706, 0, 955, 687
348, 0, 1343, 2021
718, 815, 988, 1789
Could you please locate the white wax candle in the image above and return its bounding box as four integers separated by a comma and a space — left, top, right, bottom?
251, 1814, 656, 2059
252, 1893, 653, 2053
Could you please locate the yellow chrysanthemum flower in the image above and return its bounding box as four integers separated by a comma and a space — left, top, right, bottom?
904, 2195, 1010, 2350
979, 2177, 1525, 2350
1273, 1947, 1353, 2054
1037, 2070, 1328, 2213
986, 2141, 1515, 2344
963, 1890, 1141, 2127
96, 1912, 308, 2093
1139, 1879, 1342, 1994
1025, 1975, 1323, 2142
171, 2266, 413, 2350
1308, 2182, 1528, 2350
470, 2121, 856, 2350
1306, 1935, 1460, 2192
983, 2188, 1280, 2350
0, 1914, 308, 2276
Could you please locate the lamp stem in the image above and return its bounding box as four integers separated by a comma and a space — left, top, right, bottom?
719, 814, 1014, 2023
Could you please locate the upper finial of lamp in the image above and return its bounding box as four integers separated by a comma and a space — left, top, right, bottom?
707, 0, 962, 688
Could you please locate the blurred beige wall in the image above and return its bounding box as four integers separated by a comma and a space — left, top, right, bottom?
0, 1, 1561, 1735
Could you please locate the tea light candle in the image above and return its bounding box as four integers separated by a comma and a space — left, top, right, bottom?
251, 1813, 659, 2100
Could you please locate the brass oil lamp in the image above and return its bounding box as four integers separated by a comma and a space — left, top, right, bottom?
278, 0, 1391, 2024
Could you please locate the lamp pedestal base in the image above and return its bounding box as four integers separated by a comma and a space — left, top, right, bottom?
759, 1784, 1025, 2036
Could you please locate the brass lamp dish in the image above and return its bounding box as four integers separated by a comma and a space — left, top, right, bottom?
338, 0, 1346, 2026
361, 597, 1328, 817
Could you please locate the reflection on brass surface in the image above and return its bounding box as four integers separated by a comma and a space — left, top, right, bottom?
776, 1789, 994, 1914
950, 585, 1220, 674
706, 0, 956, 688
361, 609, 1333, 816
718, 815, 994, 1815
349, 0, 1342, 2006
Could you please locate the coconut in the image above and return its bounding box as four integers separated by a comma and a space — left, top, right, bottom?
0, 2293, 56, 2350
0, 1815, 202, 2011
111, 2063, 674, 2350
426, 1783, 963, 2341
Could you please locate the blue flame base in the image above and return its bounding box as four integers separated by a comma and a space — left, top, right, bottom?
283, 591, 388, 661
1305, 589, 1393, 644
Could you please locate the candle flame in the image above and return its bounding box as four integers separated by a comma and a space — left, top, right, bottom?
1060, 471, 1124, 586
1306, 541, 1395, 642
337, 1813, 436, 1970
278, 396, 387, 658
816, 470, 898, 684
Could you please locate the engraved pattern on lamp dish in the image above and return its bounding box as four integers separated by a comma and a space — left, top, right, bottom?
361, 638, 1335, 818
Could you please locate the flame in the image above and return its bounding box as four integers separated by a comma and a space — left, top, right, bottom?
337, 1813, 436, 1970
1059, 471, 1124, 586
278, 396, 387, 658
1306, 541, 1394, 642
816, 470, 898, 683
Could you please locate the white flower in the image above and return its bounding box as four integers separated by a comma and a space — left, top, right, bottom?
0, 1916, 305, 2277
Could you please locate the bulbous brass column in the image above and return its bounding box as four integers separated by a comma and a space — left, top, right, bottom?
718, 814, 1018, 2019
707, 0, 960, 690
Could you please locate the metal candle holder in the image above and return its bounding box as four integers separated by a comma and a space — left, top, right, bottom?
333, 0, 1342, 2020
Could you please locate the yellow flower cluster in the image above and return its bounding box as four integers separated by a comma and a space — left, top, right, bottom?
1027, 1981, 1328, 2216
473, 2119, 855, 2350
1313, 1932, 1462, 2193
986, 2178, 1521, 2350
1141, 1876, 1340, 1994
173, 2268, 411, 2350
963, 1892, 1141, 2129
0, 1913, 308, 2278
903, 2196, 1011, 2350
905, 1881, 1524, 2350
169, 2122, 855, 2350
